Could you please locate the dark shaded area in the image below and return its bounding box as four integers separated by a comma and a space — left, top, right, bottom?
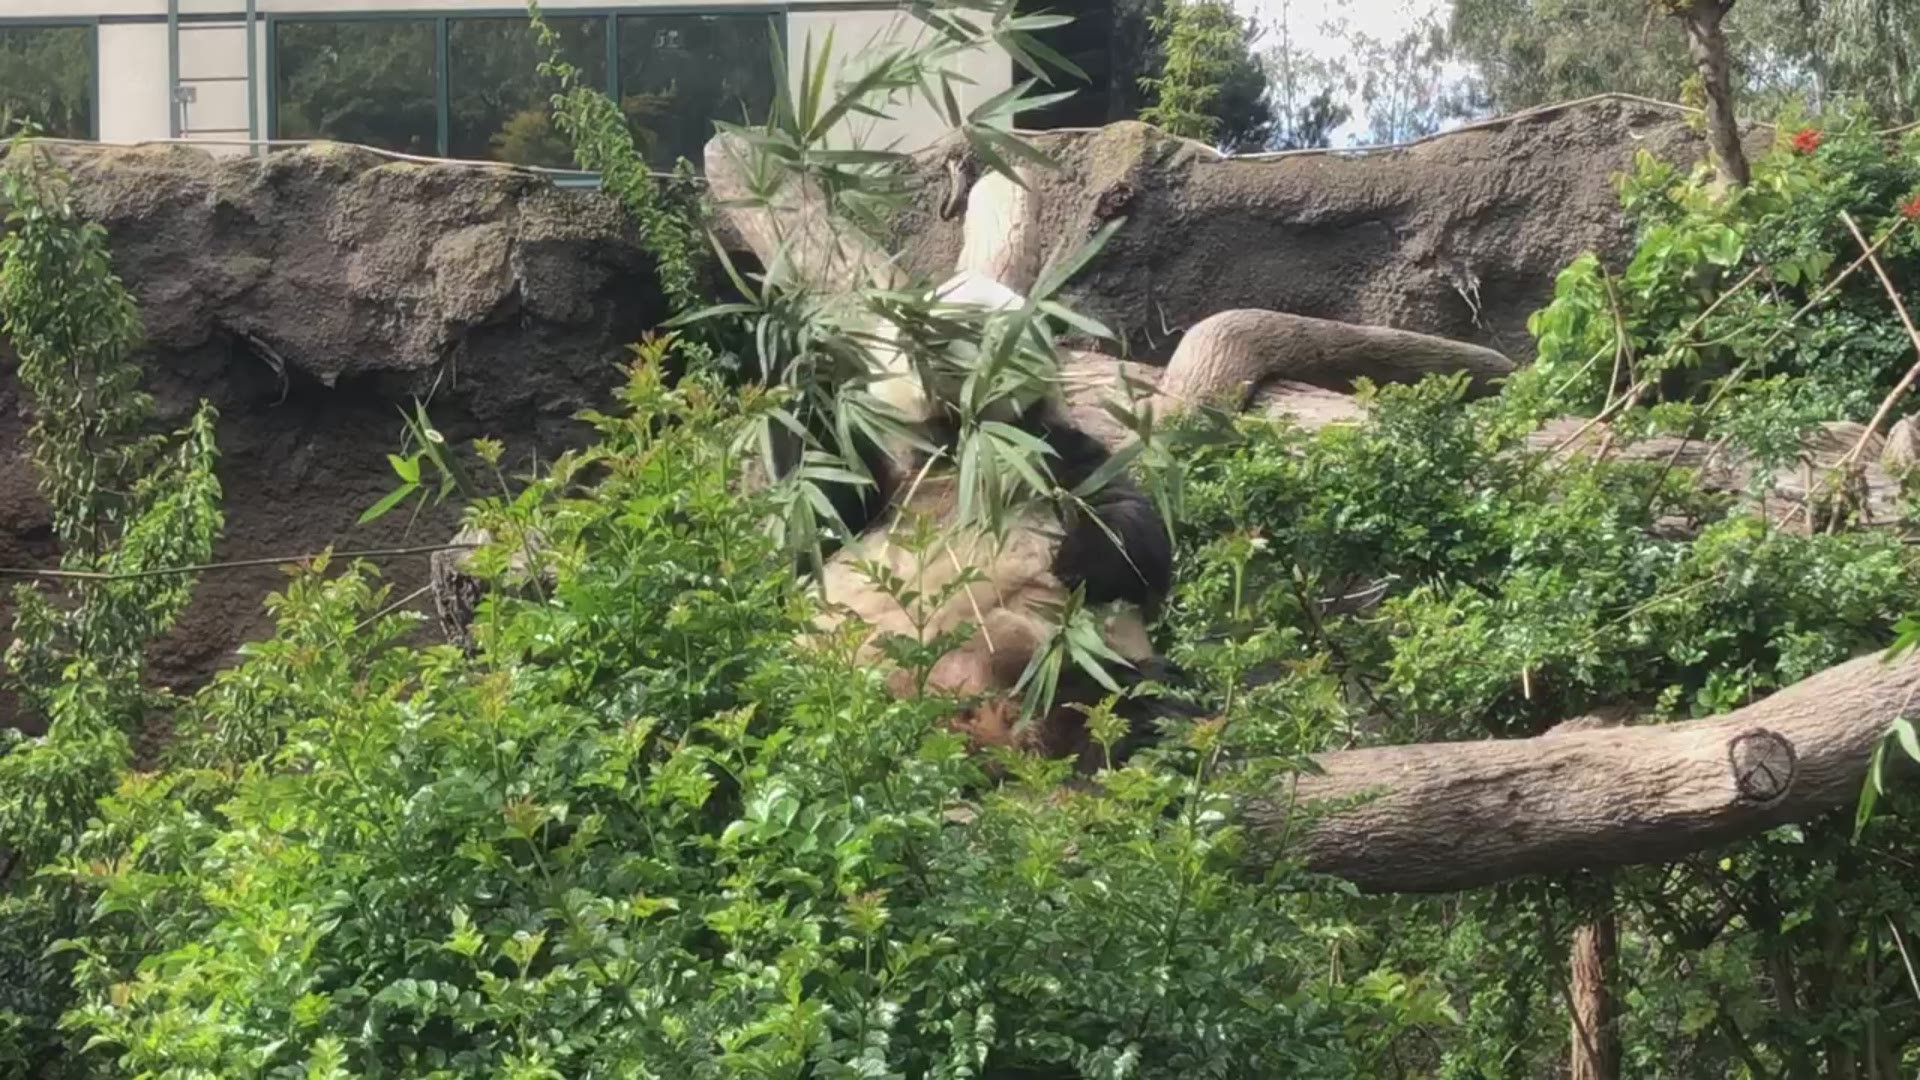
1014, 0, 1149, 129
616, 14, 779, 169
1014, 0, 1269, 151
448, 15, 608, 168
273, 14, 775, 170
275, 19, 441, 154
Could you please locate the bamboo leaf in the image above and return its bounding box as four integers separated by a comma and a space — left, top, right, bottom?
358, 482, 419, 525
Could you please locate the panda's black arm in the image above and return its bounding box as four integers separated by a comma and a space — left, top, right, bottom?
1024, 404, 1175, 612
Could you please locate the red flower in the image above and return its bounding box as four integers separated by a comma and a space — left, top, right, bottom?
1901, 194, 1920, 221
1791, 128, 1823, 154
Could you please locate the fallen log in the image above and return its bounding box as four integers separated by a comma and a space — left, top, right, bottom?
1254, 648, 1919, 892
1158, 308, 1516, 407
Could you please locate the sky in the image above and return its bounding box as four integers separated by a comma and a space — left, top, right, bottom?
1236, 0, 1449, 57
1227, 0, 1462, 148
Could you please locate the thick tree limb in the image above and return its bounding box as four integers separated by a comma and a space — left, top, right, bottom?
1250, 649, 1919, 892
1675, 0, 1751, 188
1157, 309, 1515, 409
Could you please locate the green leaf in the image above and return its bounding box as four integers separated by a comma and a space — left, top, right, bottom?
1032, 216, 1124, 301
1070, 440, 1143, 498
1894, 715, 1920, 764
358, 482, 419, 525
1855, 742, 1887, 840
387, 453, 421, 485
1037, 299, 1116, 341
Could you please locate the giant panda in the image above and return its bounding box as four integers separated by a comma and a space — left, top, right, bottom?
771, 270, 1195, 772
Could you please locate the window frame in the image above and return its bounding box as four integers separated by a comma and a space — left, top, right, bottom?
265, 5, 785, 177
0, 16, 102, 141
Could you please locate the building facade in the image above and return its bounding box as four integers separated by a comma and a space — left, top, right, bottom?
0, 0, 1007, 166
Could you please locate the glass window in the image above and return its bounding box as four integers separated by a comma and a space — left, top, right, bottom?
274, 19, 438, 154
448, 16, 606, 168
616, 14, 777, 169
0, 25, 94, 139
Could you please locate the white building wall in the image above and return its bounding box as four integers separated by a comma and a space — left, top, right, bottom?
787, 7, 1005, 153
96, 22, 172, 143
0, 0, 1009, 154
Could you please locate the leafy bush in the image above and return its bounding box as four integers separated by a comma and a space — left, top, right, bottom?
1515, 111, 1920, 439
40, 362, 1443, 1079
0, 135, 223, 1074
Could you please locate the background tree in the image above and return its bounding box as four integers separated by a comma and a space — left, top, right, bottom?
1022, 0, 1271, 150
0, 27, 93, 140
1343, 5, 1476, 143
1450, 0, 1920, 125
1667, 0, 1751, 186
1447, 0, 1697, 109
1263, 0, 1352, 149
1141, 0, 1275, 147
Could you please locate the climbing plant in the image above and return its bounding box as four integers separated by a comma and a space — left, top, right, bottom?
0, 134, 223, 1073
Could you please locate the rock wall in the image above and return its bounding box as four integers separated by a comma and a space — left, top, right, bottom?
1, 143, 664, 731
896, 99, 1717, 362
1, 100, 1718, 725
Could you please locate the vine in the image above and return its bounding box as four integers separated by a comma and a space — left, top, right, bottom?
0, 133, 223, 1072
527, 0, 710, 320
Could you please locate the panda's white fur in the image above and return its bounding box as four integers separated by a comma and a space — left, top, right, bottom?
862, 269, 1032, 443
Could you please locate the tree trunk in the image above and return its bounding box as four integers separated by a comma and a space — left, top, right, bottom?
1569, 909, 1622, 1080
1676, 0, 1750, 188
1254, 648, 1920, 892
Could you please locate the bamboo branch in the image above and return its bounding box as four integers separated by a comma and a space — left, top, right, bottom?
1837, 210, 1920, 469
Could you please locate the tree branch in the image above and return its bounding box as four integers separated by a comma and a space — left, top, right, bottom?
1249, 648, 1918, 892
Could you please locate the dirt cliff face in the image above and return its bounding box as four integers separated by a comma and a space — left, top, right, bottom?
1, 101, 1717, 725
1, 143, 664, 731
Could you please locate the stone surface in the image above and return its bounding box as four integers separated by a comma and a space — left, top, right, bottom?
1, 143, 665, 731
895, 99, 1722, 363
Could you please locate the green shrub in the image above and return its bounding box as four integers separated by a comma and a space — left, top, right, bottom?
43, 362, 1435, 1078
0, 135, 223, 1075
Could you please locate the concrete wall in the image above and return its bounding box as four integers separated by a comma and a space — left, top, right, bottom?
0, 0, 1006, 155
96, 22, 173, 143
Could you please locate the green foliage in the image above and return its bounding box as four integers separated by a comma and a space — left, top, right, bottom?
44, 361, 1429, 1078
676, 3, 1176, 593
1015, 0, 1272, 152
9, 7, 1920, 1077
1149, 122, 1920, 1074
1517, 115, 1920, 444
0, 136, 223, 1074
1447, 0, 1698, 112
1449, 0, 1920, 125
1139, 0, 1261, 144
528, 0, 710, 320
